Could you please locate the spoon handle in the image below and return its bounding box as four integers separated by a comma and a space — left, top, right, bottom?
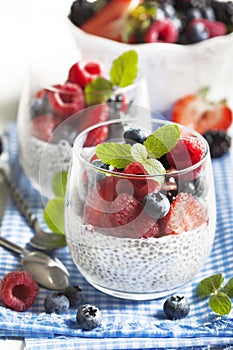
0, 236, 25, 255
0, 168, 39, 231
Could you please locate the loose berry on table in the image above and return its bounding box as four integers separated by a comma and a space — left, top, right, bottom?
163, 295, 190, 320
76, 304, 102, 330
44, 291, 70, 314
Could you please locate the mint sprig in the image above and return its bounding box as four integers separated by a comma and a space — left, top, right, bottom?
196, 273, 233, 315
84, 50, 138, 106
96, 142, 133, 168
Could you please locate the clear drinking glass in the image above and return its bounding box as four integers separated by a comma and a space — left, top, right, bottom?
65, 110, 216, 300
17, 58, 149, 198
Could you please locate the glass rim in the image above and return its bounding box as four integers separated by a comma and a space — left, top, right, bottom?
73, 117, 210, 178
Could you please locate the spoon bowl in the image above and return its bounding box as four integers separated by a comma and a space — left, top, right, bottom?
0, 236, 70, 290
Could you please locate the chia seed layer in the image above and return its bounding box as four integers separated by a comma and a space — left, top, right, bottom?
66, 210, 215, 295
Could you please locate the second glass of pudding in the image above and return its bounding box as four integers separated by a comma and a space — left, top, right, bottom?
65, 113, 216, 300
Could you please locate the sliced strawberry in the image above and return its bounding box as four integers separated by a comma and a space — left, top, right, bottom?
48, 82, 85, 119
160, 192, 208, 236
30, 113, 60, 142
80, 0, 137, 41
171, 93, 233, 135
68, 60, 103, 88
84, 125, 109, 147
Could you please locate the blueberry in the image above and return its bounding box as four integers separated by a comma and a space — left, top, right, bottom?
162, 3, 176, 18
202, 6, 215, 21
142, 192, 170, 219
63, 285, 84, 308
187, 21, 209, 43
163, 295, 190, 320
186, 8, 202, 22
76, 304, 102, 330
44, 292, 70, 314
123, 128, 147, 145
203, 130, 232, 158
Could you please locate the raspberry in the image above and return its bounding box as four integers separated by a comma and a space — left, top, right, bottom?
123, 162, 149, 199
30, 113, 59, 142
0, 271, 39, 311
83, 125, 109, 147
68, 60, 103, 88
78, 104, 109, 132
136, 212, 160, 238
144, 18, 178, 43
48, 82, 85, 119
110, 193, 142, 227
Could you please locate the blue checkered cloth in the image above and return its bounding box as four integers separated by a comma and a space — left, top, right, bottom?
0, 124, 233, 350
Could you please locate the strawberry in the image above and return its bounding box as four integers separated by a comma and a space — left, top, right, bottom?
68, 60, 103, 88
166, 136, 205, 170
48, 82, 85, 120
80, 0, 136, 41
30, 113, 60, 142
83, 125, 109, 147
160, 192, 208, 236
171, 93, 233, 135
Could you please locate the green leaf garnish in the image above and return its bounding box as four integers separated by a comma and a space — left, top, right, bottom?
196, 273, 224, 296
143, 124, 180, 158
109, 50, 138, 88
44, 197, 65, 234
96, 142, 133, 168
223, 277, 233, 298
52, 171, 68, 197
85, 77, 113, 106
209, 292, 232, 315
131, 143, 148, 163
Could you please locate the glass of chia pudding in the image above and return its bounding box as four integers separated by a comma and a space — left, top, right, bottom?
17, 50, 149, 198
65, 110, 216, 300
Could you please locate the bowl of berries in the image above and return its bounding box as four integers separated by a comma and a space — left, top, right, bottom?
68, 0, 233, 113
17, 50, 149, 198
65, 107, 216, 300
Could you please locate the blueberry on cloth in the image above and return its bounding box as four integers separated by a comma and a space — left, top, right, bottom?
76, 304, 102, 330
163, 295, 190, 320
44, 292, 70, 314
142, 191, 170, 219
63, 285, 84, 307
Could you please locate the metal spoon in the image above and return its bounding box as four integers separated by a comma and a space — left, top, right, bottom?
0, 236, 70, 290
0, 167, 66, 251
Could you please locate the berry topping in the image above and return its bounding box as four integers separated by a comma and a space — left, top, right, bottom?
83, 125, 109, 147
163, 295, 190, 320
160, 192, 208, 235
68, 60, 103, 88
44, 291, 70, 314
203, 130, 232, 158
63, 285, 84, 307
76, 304, 102, 330
123, 127, 147, 145
48, 82, 85, 119
144, 18, 179, 43
0, 271, 39, 312
187, 19, 210, 43
110, 193, 142, 227
142, 191, 170, 219
171, 92, 233, 135
30, 114, 59, 142
166, 136, 205, 171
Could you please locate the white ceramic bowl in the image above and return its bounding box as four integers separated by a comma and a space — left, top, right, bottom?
68, 18, 233, 115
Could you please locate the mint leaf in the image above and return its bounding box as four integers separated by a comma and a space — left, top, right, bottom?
209, 292, 232, 315
85, 77, 113, 106
131, 143, 148, 163
44, 197, 65, 234
52, 171, 68, 197
109, 50, 138, 87
142, 158, 166, 177
96, 142, 133, 168
143, 124, 180, 159
196, 273, 224, 296
223, 277, 233, 298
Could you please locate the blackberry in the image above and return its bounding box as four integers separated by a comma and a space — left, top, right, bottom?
175, 0, 211, 11
203, 130, 231, 158
69, 0, 109, 27
212, 0, 233, 25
